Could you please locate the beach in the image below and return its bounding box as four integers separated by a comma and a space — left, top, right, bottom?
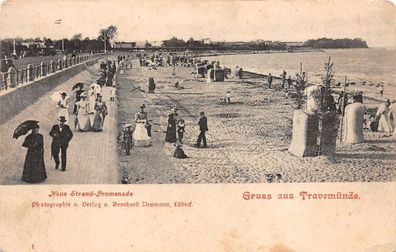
116, 58, 396, 183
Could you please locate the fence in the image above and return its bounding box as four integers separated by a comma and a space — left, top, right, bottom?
0, 53, 107, 92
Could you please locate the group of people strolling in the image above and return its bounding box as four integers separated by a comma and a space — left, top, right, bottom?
121, 105, 209, 157
75, 89, 108, 132
57, 82, 109, 132
165, 108, 208, 148
21, 116, 73, 183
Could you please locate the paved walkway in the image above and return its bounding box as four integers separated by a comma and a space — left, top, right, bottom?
0, 60, 119, 184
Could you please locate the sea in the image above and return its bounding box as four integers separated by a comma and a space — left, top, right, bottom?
204, 48, 396, 88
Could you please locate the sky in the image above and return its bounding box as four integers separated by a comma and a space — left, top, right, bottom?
0, 0, 395, 47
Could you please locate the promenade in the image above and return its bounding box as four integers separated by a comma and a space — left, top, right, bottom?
0, 61, 119, 184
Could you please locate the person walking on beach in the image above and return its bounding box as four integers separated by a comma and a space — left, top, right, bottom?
195, 111, 208, 148
286, 76, 292, 89
49, 116, 73, 171
376, 99, 394, 134
267, 73, 273, 89
177, 118, 185, 144
21, 123, 47, 183
121, 124, 133, 156
281, 70, 287, 89
379, 83, 384, 97
133, 106, 152, 146
165, 108, 178, 143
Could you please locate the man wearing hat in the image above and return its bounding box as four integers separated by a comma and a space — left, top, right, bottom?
195, 111, 208, 148
49, 116, 73, 171
57, 92, 69, 123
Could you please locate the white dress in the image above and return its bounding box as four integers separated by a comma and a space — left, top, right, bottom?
76, 100, 91, 131
132, 112, 151, 147
88, 89, 96, 113
376, 104, 394, 133
57, 98, 69, 124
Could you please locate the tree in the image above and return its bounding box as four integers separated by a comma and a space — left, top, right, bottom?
44, 38, 53, 47
144, 40, 152, 48
98, 25, 118, 41
72, 33, 82, 40
161, 37, 186, 48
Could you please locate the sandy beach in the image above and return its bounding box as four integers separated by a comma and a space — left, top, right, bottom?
116, 58, 396, 183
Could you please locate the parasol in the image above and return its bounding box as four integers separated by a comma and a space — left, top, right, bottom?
51, 91, 68, 102
90, 83, 101, 93
13, 120, 39, 139
72, 82, 84, 90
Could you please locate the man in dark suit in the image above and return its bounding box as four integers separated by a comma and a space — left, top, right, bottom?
195, 111, 208, 148
49, 116, 73, 171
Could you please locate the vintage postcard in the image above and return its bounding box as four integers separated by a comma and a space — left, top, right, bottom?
0, 0, 395, 251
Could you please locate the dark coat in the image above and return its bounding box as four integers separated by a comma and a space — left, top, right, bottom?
165, 114, 177, 143
22, 133, 47, 183
198, 116, 208, 131
174, 148, 188, 159
49, 124, 73, 147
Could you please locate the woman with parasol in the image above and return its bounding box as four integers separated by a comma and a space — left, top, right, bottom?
14, 121, 47, 183
72, 83, 85, 115
88, 83, 101, 114
56, 92, 70, 124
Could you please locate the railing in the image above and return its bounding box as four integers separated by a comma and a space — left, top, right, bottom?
0, 53, 109, 92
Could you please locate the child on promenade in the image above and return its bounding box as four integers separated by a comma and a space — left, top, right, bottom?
110, 84, 116, 101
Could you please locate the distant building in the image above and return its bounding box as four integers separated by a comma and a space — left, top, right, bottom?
113, 42, 136, 49
21, 41, 46, 48
284, 42, 304, 47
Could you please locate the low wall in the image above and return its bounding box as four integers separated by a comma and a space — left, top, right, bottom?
0, 59, 99, 124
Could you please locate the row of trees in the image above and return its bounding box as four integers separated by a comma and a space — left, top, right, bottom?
303, 38, 368, 49
158, 37, 287, 50
0, 25, 118, 58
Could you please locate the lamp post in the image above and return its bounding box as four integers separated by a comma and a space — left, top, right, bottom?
103, 30, 107, 53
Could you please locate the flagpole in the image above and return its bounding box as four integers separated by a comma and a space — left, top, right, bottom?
54, 19, 64, 52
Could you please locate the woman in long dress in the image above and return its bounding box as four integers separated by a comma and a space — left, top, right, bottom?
57, 92, 69, 124
376, 100, 394, 133
92, 94, 107, 132
165, 113, 177, 143
88, 86, 97, 114
21, 124, 47, 183
132, 106, 151, 146
75, 94, 91, 131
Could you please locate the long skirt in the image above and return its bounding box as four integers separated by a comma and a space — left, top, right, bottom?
77, 113, 91, 131
92, 113, 104, 131
88, 98, 96, 113
378, 114, 394, 133
133, 123, 151, 146
165, 126, 177, 143
22, 149, 47, 183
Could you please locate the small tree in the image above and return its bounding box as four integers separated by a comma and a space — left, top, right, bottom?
295, 73, 308, 109
144, 40, 152, 48
318, 57, 339, 156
